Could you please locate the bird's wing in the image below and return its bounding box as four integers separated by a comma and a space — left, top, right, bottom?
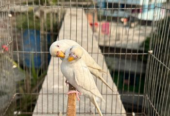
88, 65, 107, 73
81, 48, 106, 73
88, 67, 114, 92
61, 39, 106, 73
73, 61, 103, 98
61, 39, 80, 46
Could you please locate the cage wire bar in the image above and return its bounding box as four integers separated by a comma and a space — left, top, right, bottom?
0, 0, 170, 116
143, 1, 170, 116
0, 0, 15, 115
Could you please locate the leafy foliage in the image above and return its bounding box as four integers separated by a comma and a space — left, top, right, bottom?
142, 17, 170, 51
16, 11, 57, 31
25, 0, 58, 5
140, 17, 170, 63
5, 55, 46, 116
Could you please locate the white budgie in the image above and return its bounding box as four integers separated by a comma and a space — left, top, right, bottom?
61, 45, 104, 116
50, 39, 114, 92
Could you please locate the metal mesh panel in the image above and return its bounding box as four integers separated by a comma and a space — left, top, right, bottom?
0, 0, 14, 115
0, 0, 169, 116
143, 1, 170, 116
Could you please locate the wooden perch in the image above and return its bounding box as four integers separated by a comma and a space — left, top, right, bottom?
67, 84, 76, 116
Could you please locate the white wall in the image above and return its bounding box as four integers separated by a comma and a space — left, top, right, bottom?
96, 0, 167, 5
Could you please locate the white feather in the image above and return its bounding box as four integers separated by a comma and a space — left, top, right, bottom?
50, 39, 114, 92
61, 46, 104, 116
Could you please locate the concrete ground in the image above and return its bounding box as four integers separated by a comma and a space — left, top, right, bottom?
33, 8, 126, 116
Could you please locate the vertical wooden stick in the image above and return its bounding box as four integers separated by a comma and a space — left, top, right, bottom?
67, 84, 76, 116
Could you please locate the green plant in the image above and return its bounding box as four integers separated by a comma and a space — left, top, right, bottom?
18, 55, 46, 107
16, 11, 55, 31
34, 0, 49, 5
16, 9, 65, 41
22, 0, 58, 5
5, 55, 47, 116
140, 16, 170, 63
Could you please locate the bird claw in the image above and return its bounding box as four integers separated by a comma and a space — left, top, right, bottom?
67, 90, 81, 101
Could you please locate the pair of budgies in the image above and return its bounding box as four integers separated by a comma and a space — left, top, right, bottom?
50, 39, 113, 116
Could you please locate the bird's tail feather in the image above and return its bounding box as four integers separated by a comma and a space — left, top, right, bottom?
90, 67, 114, 92
88, 66, 107, 74
99, 69, 107, 74
91, 96, 103, 116
97, 75, 114, 92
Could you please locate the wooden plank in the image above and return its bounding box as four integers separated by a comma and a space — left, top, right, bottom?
67, 85, 76, 116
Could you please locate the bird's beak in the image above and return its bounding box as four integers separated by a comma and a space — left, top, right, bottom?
67, 56, 75, 62
57, 51, 65, 58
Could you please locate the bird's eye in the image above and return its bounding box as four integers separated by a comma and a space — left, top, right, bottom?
56, 45, 59, 47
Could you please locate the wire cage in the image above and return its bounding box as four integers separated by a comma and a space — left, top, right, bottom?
0, 0, 170, 116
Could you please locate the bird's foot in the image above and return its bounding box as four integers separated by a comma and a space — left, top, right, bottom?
67, 90, 81, 101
